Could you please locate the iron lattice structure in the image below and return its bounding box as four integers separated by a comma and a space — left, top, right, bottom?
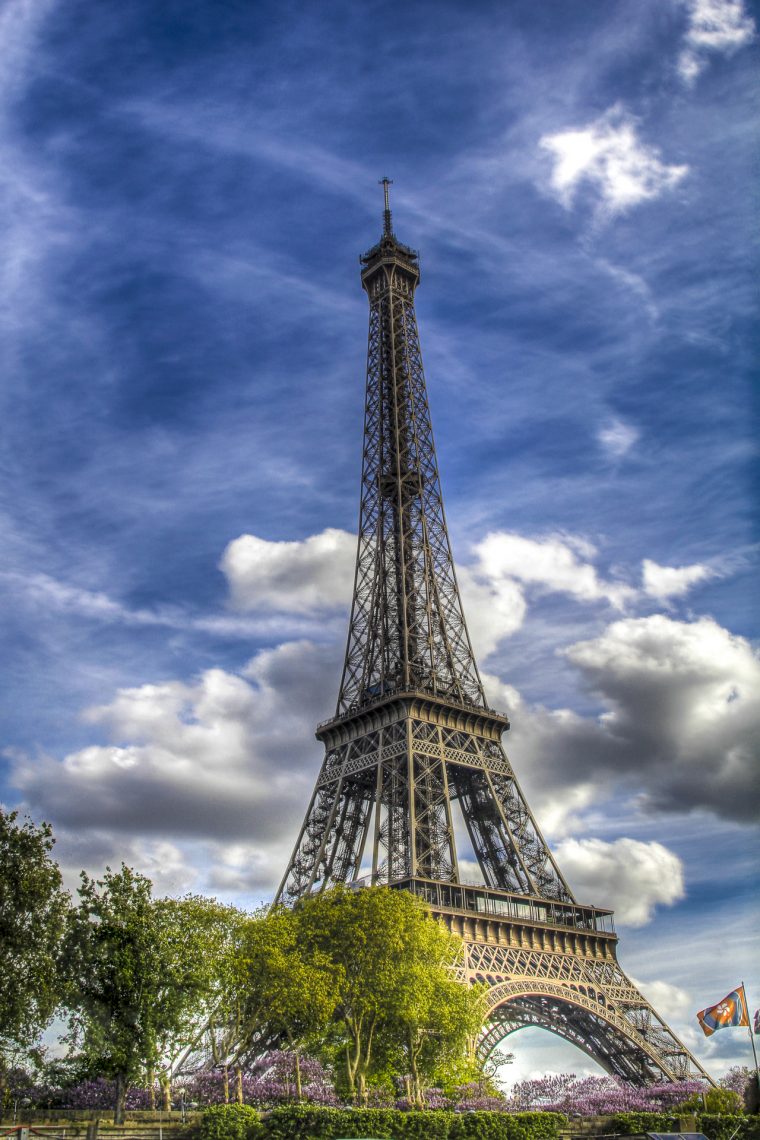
275, 184, 710, 1085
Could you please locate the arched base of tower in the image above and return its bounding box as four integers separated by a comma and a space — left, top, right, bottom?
478, 986, 709, 1086
480, 996, 667, 1085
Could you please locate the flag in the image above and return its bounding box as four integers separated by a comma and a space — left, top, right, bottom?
697, 986, 749, 1036
754, 1008, 760, 1035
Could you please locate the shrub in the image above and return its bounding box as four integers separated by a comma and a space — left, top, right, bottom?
679, 1087, 744, 1116
261, 1105, 567, 1140
448, 1112, 566, 1140
198, 1103, 262, 1140
607, 1111, 679, 1133
698, 1116, 760, 1140
263, 1106, 396, 1138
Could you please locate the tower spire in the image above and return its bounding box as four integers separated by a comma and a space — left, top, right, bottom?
380, 176, 393, 236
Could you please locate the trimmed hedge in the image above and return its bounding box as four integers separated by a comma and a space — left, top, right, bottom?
261, 1106, 567, 1140
448, 1112, 566, 1140
198, 1104, 262, 1140
698, 1116, 760, 1140
607, 1112, 680, 1134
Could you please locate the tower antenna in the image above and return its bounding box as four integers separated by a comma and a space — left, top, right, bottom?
380, 176, 393, 235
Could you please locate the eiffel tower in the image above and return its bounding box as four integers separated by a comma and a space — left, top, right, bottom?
275, 182, 711, 1085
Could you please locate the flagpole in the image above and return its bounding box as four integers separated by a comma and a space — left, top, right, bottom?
744, 983, 759, 1073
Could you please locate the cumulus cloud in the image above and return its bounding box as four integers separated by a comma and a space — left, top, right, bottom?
642, 558, 717, 600
10, 611, 758, 907
12, 640, 340, 886
539, 105, 688, 215
221, 528, 356, 613
46, 827, 199, 898
220, 528, 528, 659
553, 837, 684, 926
485, 614, 760, 831
678, 0, 755, 82
205, 840, 294, 899
561, 615, 760, 821
458, 567, 527, 660
597, 418, 640, 460
474, 531, 635, 610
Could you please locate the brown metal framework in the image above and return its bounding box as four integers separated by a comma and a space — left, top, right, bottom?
274, 185, 711, 1085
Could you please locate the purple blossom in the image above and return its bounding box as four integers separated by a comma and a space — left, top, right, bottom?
719, 1067, 753, 1095
182, 1053, 339, 1108
506, 1074, 705, 1115
58, 1079, 154, 1110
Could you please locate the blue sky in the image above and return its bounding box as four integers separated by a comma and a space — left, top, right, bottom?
1, 0, 757, 1083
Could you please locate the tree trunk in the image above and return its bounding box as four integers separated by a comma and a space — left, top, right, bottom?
235, 1065, 243, 1105
113, 1071, 127, 1126
161, 1074, 171, 1111
408, 1031, 423, 1108
344, 1043, 356, 1100
222, 1065, 229, 1104
148, 1067, 156, 1110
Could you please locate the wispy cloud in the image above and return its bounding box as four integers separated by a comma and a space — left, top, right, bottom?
0, 570, 342, 642
678, 0, 755, 82
641, 558, 718, 601
539, 105, 689, 216
597, 418, 640, 460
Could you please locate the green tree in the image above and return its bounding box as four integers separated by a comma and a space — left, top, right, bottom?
64, 865, 158, 1122
681, 1086, 744, 1115
0, 810, 70, 1098
293, 886, 485, 1104
391, 935, 485, 1106
152, 895, 249, 1109
232, 906, 340, 1100
64, 866, 243, 1123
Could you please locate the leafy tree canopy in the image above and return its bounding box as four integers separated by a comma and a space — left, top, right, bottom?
64, 864, 244, 1123
0, 809, 70, 1073
292, 885, 486, 1103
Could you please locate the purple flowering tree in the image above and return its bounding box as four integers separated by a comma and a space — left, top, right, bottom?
506, 1073, 705, 1115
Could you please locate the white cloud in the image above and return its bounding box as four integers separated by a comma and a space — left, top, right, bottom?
553, 837, 684, 926
484, 614, 760, 829
540, 105, 688, 215
205, 840, 292, 899
221, 528, 356, 613
562, 615, 760, 821
457, 857, 486, 885
0, 1, 55, 102
0, 568, 337, 642
474, 531, 636, 609
12, 640, 339, 870
679, 0, 755, 82
642, 558, 717, 600
630, 977, 693, 1024
597, 418, 640, 459
48, 828, 199, 898
458, 567, 527, 660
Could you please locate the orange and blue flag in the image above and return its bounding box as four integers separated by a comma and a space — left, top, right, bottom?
697, 986, 749, 1036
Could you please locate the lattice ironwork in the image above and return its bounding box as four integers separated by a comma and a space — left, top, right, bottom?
273, 186, 711, 1086
336, 204, 484, 715
471, 942, 710, 1083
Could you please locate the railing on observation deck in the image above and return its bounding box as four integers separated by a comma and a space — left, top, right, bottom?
349, 875, 616, 935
